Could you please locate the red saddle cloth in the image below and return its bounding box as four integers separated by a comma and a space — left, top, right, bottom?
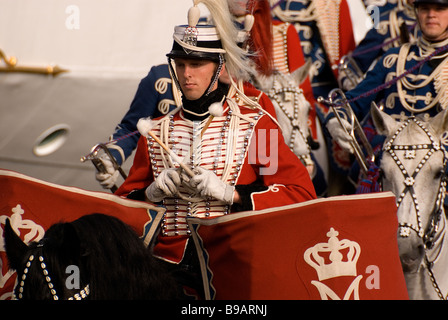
188, 192, 409, 300
0, 169, 164, 300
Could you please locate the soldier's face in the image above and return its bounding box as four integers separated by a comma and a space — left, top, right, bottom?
174, 58, 219, 100
416, 4, 448, 42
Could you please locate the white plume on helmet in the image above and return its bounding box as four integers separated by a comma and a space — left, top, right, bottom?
187, 0, 254, 81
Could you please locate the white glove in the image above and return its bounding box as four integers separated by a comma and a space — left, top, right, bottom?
183, 167, 235, 204
145, 168, 181, 202
95, 155, 119, 189
326, 117, 354, 153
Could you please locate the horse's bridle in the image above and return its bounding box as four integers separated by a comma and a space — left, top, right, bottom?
267, 76, 313, 166
382, 116, 447, 250
14, 242, 90, 300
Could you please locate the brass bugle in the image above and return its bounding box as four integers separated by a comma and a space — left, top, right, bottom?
337, 55, 364, 90
318, 89, 375, 174
81, 143, 128, 193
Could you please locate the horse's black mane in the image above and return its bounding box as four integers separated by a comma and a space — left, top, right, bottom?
10, 213, 179, 300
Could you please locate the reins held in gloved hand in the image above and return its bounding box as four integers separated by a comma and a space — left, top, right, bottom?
182, 167, 235, 204
145, 168, 182, 202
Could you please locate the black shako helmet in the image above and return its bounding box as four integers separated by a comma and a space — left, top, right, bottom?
167, 25, 224, 63
166, 0, 253, 97
166, 4, 226, 97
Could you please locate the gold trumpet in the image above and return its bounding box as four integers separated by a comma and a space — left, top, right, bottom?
80, 143, 128, 193
318, 89, 375, 174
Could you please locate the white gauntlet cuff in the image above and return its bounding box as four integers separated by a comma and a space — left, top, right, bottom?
223, 185, 235, 205
145, 182, 165, 203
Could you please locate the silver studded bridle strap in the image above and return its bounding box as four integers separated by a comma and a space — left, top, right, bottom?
383, 117, 447, 249
15, 243, 90, 300
267, 77, 312, 165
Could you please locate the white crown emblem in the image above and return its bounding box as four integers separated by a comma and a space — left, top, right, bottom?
304, 228, 361, 281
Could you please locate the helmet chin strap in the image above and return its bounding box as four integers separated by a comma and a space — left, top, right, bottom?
204, 54, 225, 96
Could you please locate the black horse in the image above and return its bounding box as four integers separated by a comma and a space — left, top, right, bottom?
3, 213, 179, 300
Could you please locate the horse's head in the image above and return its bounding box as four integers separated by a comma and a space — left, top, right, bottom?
4, 214, 179, 300
253, 59, 312, 93
372, 105, 448, 273
3, 218, 89, 300
253, 61, 316, 173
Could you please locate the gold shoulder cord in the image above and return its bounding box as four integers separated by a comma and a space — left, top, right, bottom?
396, 43, 448, 113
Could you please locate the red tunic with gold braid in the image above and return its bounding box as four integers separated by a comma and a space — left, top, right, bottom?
272, 0, 356, 99
115, 83, 317, 263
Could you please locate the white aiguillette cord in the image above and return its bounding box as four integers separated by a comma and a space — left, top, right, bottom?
137, 116, 195, 177
138, 99, 225, 178
178, 99, 225, 171
145, 130, 195, 178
